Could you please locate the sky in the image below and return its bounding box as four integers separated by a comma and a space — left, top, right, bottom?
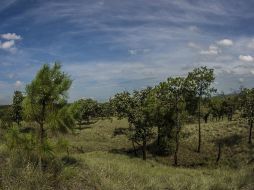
1, 0, 254, 104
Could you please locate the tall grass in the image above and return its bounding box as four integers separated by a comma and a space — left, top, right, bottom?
0, 118, 253, 189
80, 151, 253, 190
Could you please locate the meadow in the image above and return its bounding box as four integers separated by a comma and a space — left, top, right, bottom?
1, 117, 252, 190
0, 65, 253, 190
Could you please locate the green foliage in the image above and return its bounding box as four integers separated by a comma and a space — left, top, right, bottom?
187, 66, 216, 152
11, 91, 24, 125
1, 64, 254, 189
154, 77, 188, 164
97, 102, 114, 119
23, 63, 72, 126
22, 63, 73, 169
187, 66, 216, 98
48, 105, 75, 134
112, 87, 155, 160
70, 98, 100, 128
0, 107, 12, 129
239, 88, 254, 143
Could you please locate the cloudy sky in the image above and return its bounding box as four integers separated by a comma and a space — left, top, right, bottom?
1, 0, 254, 104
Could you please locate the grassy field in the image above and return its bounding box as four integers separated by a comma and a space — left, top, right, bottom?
57, 118, 253, 190
0, 118, 253, 189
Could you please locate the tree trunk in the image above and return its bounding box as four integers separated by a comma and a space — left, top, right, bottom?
39, 100, 46, 170
174, 128, 180, 166
216, 143, 221, 163
157, 126, 161, 146
197, 97, 201, 153
132, 140, 138, 156
142, 139, 147, 160
204, 113, 209, 123
249, 121, 253, 144
38, 122, 45, 170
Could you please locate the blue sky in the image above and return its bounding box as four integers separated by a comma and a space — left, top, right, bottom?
1, 0, 254, 104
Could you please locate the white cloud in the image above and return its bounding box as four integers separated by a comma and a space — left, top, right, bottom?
1, 33, 22, 40
239, 55, 254, 62
0, 40, 17, 53
187, 42, 200, 49
0, 40, 15, 49
200, 45, 219, 55
0, 33, 22, 53
14, 80, 23, 88
217, 39, 233, 46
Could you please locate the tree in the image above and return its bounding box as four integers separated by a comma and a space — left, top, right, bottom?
187, 66, 216, 153
210, 96, 224, 121
112, 88, 155, 160
155, 77, 187, 165
97, 102, 114, 120
70, 98, 99, 129
22, 63, 73, 169
11, 91, 24, 126
70, 100, 85, 129
222, 95, 237, 121
81, 98, 99, 123
240, 88, 254, 144
153, 83, 175, 151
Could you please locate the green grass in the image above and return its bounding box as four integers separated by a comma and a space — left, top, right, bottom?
0, 118, 253, 189
64, 118, 253, 189
79, 151, 253, 190
66, 119, 131, 152
66, 118, 253, 168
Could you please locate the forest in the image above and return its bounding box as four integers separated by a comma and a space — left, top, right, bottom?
0, 63, 253, 190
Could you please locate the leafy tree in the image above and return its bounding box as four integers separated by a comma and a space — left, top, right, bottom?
22, 63, 73, 169
81, 98, 99, 123
112, 88, 155, 160
97, 102, 114, 120
11, 91, 24, 126
155, 77, 187, 165
222, 95, 237, 121
210, 96, 224, 121
187, 66, 216, 152
70, 98, 99, 129
240, 88, 254, 144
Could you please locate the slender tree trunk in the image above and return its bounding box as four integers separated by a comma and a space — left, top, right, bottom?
142, 139, 147, 160
67, 147, 70, 162
132, 140, 138, 156
216, 143, 221, 163
174, 128, 180, 166
197, 96, 201, 153
157, 126, 161, 146
249, 121, 253, 144
39, 100, 46, 170
204, 113, 209, 123
38, 122, 45, 170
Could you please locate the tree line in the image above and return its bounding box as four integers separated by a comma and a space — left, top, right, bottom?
0, 63, 253, 168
